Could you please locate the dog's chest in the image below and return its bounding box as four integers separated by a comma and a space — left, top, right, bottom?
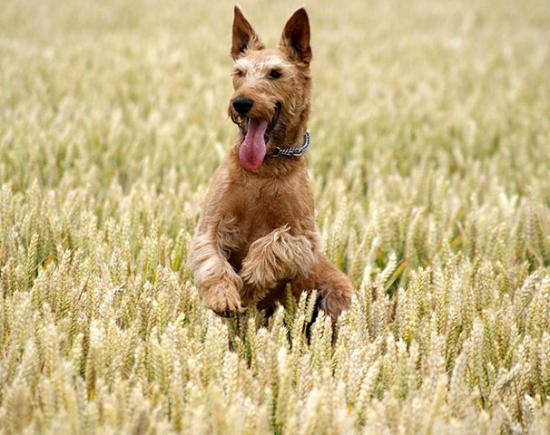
224, 175, 307, 266
242, 179, 289, 233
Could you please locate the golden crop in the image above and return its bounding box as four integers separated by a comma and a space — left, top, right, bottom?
0, 0, 549, 433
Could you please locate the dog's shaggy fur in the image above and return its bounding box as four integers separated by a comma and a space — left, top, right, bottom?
188, 6, 354, 320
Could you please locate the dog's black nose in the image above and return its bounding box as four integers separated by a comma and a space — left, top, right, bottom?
232, 97, 254, 115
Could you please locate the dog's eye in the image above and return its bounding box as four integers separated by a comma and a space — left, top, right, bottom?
269, 69, 282, 79
233, 69, 245, 78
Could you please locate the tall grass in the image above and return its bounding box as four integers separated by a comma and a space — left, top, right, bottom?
1, 0, 549, 433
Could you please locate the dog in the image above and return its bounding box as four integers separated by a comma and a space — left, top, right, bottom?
188, 6, 353, 320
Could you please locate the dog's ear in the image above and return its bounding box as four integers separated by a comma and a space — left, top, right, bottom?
279, 7, 312, 65
231, 6, 264, 60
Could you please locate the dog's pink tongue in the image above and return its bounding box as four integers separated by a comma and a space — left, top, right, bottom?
239, 119, 268, 171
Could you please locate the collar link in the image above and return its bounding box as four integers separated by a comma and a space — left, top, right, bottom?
271, 131, 310, 158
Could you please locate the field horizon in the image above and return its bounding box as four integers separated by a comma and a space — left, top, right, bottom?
1, 0, 549, 433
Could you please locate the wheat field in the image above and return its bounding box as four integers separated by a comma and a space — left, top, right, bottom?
1, 0, 549, 433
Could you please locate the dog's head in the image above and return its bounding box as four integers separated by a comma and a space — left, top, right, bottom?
228, 6, 312, 172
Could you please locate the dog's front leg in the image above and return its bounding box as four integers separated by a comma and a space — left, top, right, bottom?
239, 225, 318, 303
188, 225, 243, 317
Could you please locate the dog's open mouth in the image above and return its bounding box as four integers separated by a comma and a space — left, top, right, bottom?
237, 103, 281, 172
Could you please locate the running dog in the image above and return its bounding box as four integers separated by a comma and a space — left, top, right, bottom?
188, 6, 353, 320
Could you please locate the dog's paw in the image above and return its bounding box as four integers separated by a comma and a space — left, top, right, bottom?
203, 282, 243, 318
319, 284, 353, 320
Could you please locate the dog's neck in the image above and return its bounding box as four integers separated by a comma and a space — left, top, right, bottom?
277, 124, 308, 153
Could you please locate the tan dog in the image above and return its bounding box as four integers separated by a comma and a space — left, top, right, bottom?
188, 6, 353, 320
